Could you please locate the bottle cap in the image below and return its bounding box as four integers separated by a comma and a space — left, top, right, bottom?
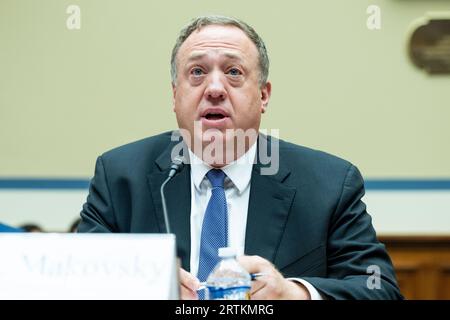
218, 247, 236, 258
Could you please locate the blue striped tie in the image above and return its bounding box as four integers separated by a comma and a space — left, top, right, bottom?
197, 169, 228, 298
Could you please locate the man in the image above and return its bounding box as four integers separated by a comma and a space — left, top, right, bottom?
78, 15, 402, 300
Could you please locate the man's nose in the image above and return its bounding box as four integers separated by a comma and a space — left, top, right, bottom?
204, 72, 227, 101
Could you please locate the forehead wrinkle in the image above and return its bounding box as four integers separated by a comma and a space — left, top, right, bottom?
192, 39, 244, 49
188, 41, 246, 54
187, 50, 245, 63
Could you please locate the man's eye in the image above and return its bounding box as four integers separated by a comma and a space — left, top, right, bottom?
227, 68, 242, 76
191, 68, 204, 76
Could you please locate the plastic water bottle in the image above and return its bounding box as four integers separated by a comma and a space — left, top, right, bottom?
206, 247, 251, 300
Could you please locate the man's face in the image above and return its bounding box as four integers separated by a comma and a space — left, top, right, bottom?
172, 25, 271, 163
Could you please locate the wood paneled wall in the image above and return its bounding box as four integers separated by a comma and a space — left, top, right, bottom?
379, 236, 450, 300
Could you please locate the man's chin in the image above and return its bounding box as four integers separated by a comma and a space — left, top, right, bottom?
186, 125, 258, 164
201, 130, 227, 143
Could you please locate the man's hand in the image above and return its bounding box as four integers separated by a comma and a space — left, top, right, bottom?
238, 255, 311, 300
179, 268, 200, 300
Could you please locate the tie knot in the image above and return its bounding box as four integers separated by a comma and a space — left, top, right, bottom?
206, 169, 226, 188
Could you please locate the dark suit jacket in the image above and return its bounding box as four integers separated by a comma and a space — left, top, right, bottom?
79, 131, 402, 299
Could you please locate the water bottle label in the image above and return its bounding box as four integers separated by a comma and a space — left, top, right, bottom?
207, 285, 251, 300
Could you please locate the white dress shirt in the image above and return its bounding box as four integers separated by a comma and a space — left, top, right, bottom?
188, 143, 323, 300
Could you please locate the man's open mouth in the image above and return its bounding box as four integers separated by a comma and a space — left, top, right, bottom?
204, 113, 226, 120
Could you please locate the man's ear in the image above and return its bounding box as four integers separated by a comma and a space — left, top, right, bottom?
172, 82, 176, 112
260, 81, 272, 113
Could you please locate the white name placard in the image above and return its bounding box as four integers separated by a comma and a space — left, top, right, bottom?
0, 233, 179, 300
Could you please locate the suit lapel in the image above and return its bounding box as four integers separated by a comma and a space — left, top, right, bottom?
245, 136, 296, 264
147, 140, 192, 271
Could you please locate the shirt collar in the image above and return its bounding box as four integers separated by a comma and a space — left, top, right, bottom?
188, 142, 257, 194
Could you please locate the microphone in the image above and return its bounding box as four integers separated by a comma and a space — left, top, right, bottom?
160, 156, 185, 233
